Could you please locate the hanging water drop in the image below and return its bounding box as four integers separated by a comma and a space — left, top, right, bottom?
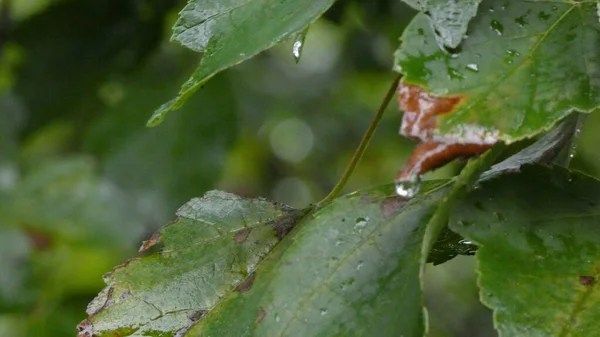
395, 175, 421, 198
292, 28, 309, 63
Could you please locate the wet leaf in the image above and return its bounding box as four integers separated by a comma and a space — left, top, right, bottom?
81, 181, 449, 336
185, 183, 448, 337
451, 166, 600, 336
401, 0, 481, 48
148, 0, 336, 126
395, 0, 600, 143
78, 191, 297, 337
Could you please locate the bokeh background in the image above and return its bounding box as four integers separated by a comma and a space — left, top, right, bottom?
2, 0, 600, 336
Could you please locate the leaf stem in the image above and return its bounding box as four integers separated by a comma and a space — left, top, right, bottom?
317, 75, 401, 207
420, 143, 506, 265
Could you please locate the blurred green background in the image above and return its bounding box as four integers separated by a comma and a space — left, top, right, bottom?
2, 0, 600, 336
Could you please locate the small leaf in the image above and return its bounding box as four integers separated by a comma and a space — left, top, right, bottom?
451, 166, 600, 336
395, 0, 600, 143
401, 0, 482, 48
149, 0, 336, 126
78, 191, 297, 337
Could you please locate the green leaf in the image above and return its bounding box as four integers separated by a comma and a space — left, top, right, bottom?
148, 0, 336, 126
394, 0, 600, 143
81, 181, 449, 336
78, 191, 298, 336
400, 0, 481, 48
451, 165, 600, 336
185, 183, 448, 337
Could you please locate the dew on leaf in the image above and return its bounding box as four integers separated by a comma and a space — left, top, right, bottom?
515, 15, 528, 27
356, 261, 364, 270
395, 176, 421, 198
320, 309, 328, 316
490, 20, 504, 36
447, 67, 465, 80
538, 11, 551, 21
466, 63, 479, 72
354, 217, 369, 230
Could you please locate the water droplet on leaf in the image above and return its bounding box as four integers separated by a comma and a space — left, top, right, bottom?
466, 64, 479, 72
395, 175, 421, 198
459, 239, 473, 245
354, 217, 369, 230
538, 11, 551, 21
490, 20, 504, 35
320, 309, 328, 316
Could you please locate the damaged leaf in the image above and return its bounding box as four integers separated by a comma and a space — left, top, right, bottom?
78, 191, 297, 337
395, 0, 600, 143
148, 0, 336, 126
451, 166, 600, 336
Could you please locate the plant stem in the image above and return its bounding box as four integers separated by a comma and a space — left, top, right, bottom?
317, 75, 401, 207
420, 143, 506, 265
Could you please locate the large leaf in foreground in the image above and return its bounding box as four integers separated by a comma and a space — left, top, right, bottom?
401, 0, 481, 48
395, 0, 600, 143
78, 191, 297, 336
148, 0, 336, 126
80, 182, 447, 336
451, 166, 600, 336
186, 183, 446, 337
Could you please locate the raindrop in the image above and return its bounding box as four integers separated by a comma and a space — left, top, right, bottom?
320, 309, 328, 316
551, 5, 558, 11
292, 28, 309, 63
490, 20, 504, 36
354, 217, 369, 230
447, 67, 465, 80
459, 239, 473, 245
356, 261, 364, 270
515, 15, 528, 27
395, 175, 421, 198
466, 63, 479, 72
335, 240, 343, 247
275, 314, 281, 323
538, 11, 551, 21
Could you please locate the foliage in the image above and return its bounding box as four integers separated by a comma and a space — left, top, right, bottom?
2, 0, 600, 336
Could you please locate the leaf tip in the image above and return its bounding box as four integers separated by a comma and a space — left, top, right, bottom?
147, 98, 177, 127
